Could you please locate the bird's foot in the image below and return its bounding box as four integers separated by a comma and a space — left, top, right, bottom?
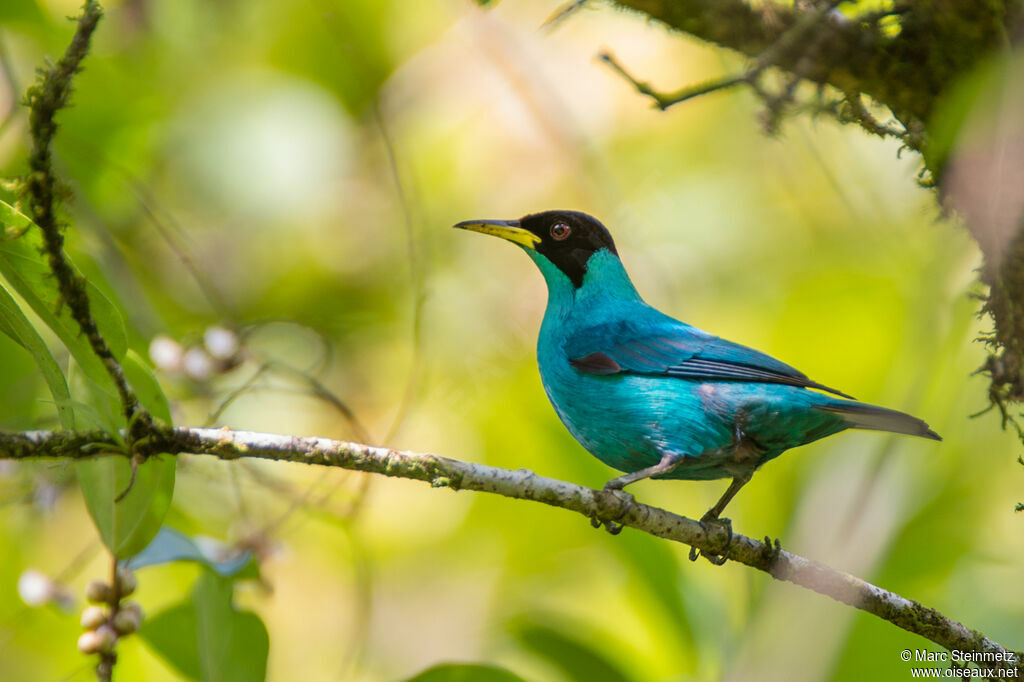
689, 513, 733, 565
589, 487, 635, 535
762, 535, 782, 564
590, 517, 624, 535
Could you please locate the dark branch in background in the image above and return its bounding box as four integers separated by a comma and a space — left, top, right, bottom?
602, 0, 913, 140
541, 0, 591, 31
836, 90, 910, 141
609, 0, 1014, 130
22, 0, 150, 436
598, 52, 749, 111
0, 427, 1021, 675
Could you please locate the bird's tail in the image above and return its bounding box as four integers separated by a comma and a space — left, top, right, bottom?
816, 401, 941, 441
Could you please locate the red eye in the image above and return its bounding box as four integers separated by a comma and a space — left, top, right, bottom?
550, 222, 571, 240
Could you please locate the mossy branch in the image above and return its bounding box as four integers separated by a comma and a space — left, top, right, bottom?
2, 426, 1022, 673
22, 0, 148, 435
609, 0, 1019, 128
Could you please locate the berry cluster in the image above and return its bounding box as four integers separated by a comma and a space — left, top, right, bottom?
77, 566, 143, 662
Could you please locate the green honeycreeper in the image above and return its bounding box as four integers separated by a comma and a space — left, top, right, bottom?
455, 210, 939, 557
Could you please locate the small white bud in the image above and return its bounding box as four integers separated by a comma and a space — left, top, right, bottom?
112, 605, 141, 635
183, 347, 215, 382
204, 326, 240, 361
115, 565, 137, 596
149, 335, 184, 373
121, 600, 144, 620
80, 605, 107, 629
85, 580, 113, 604
18, 569, 54, 607
93, 625, 118, 653
77, 630, 103, 654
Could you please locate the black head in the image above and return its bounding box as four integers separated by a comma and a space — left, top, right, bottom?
454, 210, 618, 287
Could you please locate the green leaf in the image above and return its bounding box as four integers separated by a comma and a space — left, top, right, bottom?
515, 620, 632, 682
141, 570, 269, 682
77, 454, 176, 559
0, 282, 74, 428
90, 285, 128, 363
138, 601, 201, 681
76, 352, 177, 559
193, 572, 269, 682
0, 305, 21, 348
75, 354, 177, 558
0, 200, 127, 393
405, 663, 528, 682
122, 350, 173, 424
129, 527, 255, 578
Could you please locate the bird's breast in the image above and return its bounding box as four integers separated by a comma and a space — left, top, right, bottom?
536, 338, 737, 477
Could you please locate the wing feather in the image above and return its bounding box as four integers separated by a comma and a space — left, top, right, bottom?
564, 317, 853, 398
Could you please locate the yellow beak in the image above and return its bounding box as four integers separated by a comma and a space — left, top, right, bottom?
453, 219, 540, 250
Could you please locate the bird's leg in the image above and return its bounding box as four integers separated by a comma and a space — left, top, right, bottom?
688, 474, 751, 565
591, 453, 682, 534
704, 473, 750, 521
603, 453, 683, 491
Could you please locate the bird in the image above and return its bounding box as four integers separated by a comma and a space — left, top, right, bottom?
454, 210, 940, 562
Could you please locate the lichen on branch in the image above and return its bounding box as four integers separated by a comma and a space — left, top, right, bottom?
0, 426, 1021, 674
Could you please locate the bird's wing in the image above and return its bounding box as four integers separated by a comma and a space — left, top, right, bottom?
564, 318, 853, 399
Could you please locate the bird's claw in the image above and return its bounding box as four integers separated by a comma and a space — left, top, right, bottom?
703, 550, 729, 566
589, 487, 634, 535
585, 516, 622, 532
762, 535, 782, 563
589, 514, 624, 535
604, 519, 625, 535
689, 514, 733, 565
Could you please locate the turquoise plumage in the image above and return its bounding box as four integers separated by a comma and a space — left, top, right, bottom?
456, 210, 939, 558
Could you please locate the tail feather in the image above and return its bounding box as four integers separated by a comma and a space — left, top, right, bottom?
817, 402, 941, 441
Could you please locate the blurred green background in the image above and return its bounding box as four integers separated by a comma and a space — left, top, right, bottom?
0, 0, 1021, 680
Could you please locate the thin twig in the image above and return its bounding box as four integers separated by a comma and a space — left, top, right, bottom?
372, 103, 424, 445
840, 90, 908, 140
1, 425, 1022, 672
601, 0, 843, 113
204, 364, 271, 427
598, 51, 749, 111
54, 133, 232, 320
263, 361, 373, 444
541, 0, 590, 31
129, 180, 231, 319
